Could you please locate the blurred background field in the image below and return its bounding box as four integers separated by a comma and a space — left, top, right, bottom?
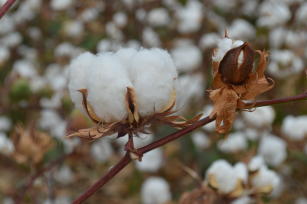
0, 0, 306, 203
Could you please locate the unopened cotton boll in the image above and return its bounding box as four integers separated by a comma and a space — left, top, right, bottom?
218, 132, 247, 153
141, 177, 171, 204
205, 160, 239, 194
258, 134, 287, 167
68, 52, 96, 112
282, 116, 307, 141
147, 8, 170, 26
191, 131, 211, 149
91, 138, 113, 162
251, 166, 281, 194
212, 38, 244, 62
242, 106, 275, 128
171, 41, 202, 72
136, 148, 163, 172
87, 54, 132, 122
130, 48, 177, 117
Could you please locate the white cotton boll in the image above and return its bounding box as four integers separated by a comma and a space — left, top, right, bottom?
258, 134, 287, 167
27, 27, 41, 39
1, 32, 22, 48
126, 40, 141, 49
13, 59, 37, 78
141, 177, 171, 204
113, 12, 127, 27
80, 8, 100, 22
242, 106, 275, 128
284, 31, 304, 48
251, 166, 280, 194
176, 74, 204, 112
116, 133, 154, 148
40, 93, 62, 109
206, 160, 238, 194
296, 197, 307, 204
97, 39, 120, 52
282, 115, 307, 141
54, 165, 74, 184
147, 8, 170, 26
243, 128, 259, 141
63, 138, 80, 153
136, 9, 147, 22
0, 116, 11, 131
176, 0, 203, 33
45, 64, 67, 91
87, 54, 132, 122
241, 0, 259, 17
248, 156, 265, 172
136, 148, 163, 172
51, 121, 67, 138
269, 27, 287, 48
234, 162, 248, 184
68, 52, 96, 112
18, 46, 37, 61
91, 138, 113, 162
202, 105, 216, 132
212, 0, 237, 11
231, 196, 253, 204
63, 21, 84, 38
191, 131, 211, 149
129, 48, 177, 117
228, 19, 255, 41
53, 196, 71, 204
257, 1, 290, 28
212, 38, 243, 62
115, 48, 138, 66
199, 33, 220, 49
0, 133, 14, 155
39, 109, 67, 138
142, 27, 161, 47
51, 0, 73, 10
171, 41, 202, 72
218, 132, 247, 153
106, 22, 123, 41
296, 3, 307, 24
268, 50, 304, 78
55, 43, 82, 58
0, 16, 15, 35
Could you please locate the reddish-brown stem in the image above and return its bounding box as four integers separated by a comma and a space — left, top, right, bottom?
72, 92, 307, 203
0, 0, 16, 19
14, 153, 73, 204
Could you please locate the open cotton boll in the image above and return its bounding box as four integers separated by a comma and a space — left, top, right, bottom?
147, 8, 170, 27
248, 156, 265, 172
135, 148, 163, 172
202, 105, 216, 131
218, 132, 247, 153
212, 38, 244, 62
51, 0, 73, 11
234, 162, 248, 184
0, 116, 12, 132
142, 27, 161, 47
231, 196, 253, 204
282, 115, 307, 141
258, 134, 287, 167
129, 48, 177, 117
206, 160, 238, 194
191, 131, 211, 149
296, 2, 307, 24
251, 166, 280, 194
87, 54, 133, 122
54, 165, 74, 185
68, 52, 96, 113
115, 47, 138, 67
242, 106, 275, 128
91, 138, 113, 162
228, 19, 255, 40
0, 133, 14, 155
141, 177, 171, 204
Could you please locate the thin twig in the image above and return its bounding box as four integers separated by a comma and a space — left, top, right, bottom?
14, 153, 73, 204
72, 92, 307, 203
0, 0, 16, 19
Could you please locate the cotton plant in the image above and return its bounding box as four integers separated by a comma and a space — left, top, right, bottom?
67, 48, 201, 159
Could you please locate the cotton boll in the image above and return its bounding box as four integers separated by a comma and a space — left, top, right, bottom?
296, 197, 307, 204
50, 0, 73, 10
55, 43, 82, 58
199, 33, 220, 49
97, 39, 120, 52
91, 138, 113, 162
63, 137, 80, 153
268, 50, 304, 78
282, 116, 307, 141
80, 8, 100, 22
257, 1, 290, 28
129, 48, 177, 117
0, 116, 11, 132
243, 128, 259, 141
147, 8, 170, 27
0, 16, 15, 35
258, 134, 287, 167
248, 156, 265, 172
1, 32, 22, 48
0, 133, 14, 155
251, 166, 281, 194
296, 2, 307, 24
191, 131, 211, 149
115, 48, 138, 66
171, 41, 202, 72
176, 0, 203, 33
106, 22, 123, 41
231, 196, 253, 204
68, 52, 96, 112
142, 27, 161, 47
87, 54, 132, 122
0, 46, 9, 64
13, 59, 37, 78
54, 165, 74, 185
113, 12, 128, 27
212, 38, 243, 62
218, 132, 247, 153
115, 133, 154, 148
136, 9, 147, 22
202, 105, 216, 132
141, 177, 171, 204
242, 106, 275, 128
63, 20, 84, 38
136, 148, 163, 172
228, 19, 255, 41
205, 160, 238, 194
269, 27, 287, 48
234, 163, 248, 184
212, 0, 237, 11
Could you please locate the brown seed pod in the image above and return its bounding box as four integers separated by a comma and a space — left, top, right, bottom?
219, 42, 255, 85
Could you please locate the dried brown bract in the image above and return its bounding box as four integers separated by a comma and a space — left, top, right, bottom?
208, 41, 274, 134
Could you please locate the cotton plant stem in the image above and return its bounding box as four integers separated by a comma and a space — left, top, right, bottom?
0, 0, 16, 19
71, 92, 307, 203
